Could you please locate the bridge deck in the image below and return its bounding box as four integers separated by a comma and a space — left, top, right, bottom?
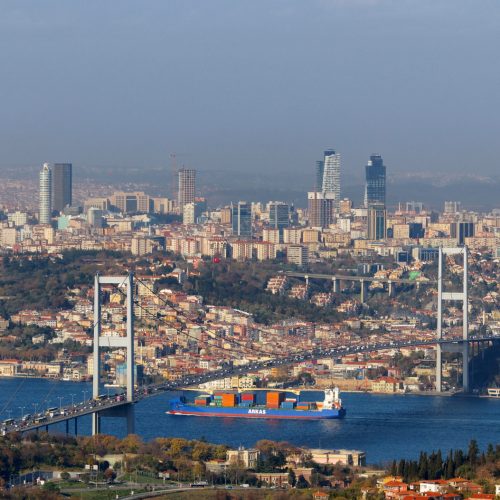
2, 335, 497, 436
284, 271, 436, 285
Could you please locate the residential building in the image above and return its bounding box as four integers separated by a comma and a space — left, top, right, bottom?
287, 245, 309, 266
183, 201, 203, 225
444, 201, 462, 214
226, 447, 260, 469
308, 192, 335, 228
178, 168, 196, 209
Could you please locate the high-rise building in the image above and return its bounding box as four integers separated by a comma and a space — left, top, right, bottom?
315, 160, 324, 191
307, 192, 335, 228
444, 201, 462, 214
178, 168, 196, 209
364, 155, 386, 207
367, 204, 386, 240
183, 201, 204, 225
39, 163, 52, 224
52, 163, 72, 212
268, 202, 289, 230
456, 222, 474, 245
231, 201, 252, 238
287, 245, 309, 267
321, 149, 341, 204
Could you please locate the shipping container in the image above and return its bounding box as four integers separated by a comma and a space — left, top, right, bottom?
241, 393, 256, 402
266, 392, 285, 404
222, 393, 238, 407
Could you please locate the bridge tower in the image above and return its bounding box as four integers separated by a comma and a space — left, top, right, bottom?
436, 247, 469, 393
93, 273, 135, 435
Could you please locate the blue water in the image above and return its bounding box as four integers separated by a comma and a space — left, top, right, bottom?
1, 378, 499, 464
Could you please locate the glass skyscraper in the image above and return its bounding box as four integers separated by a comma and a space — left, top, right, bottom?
364, 154, 386, 207
268, 202, 289, 230
321, 149, 341, 204
231, 201, 252, 238
52, 163, 72, 212
367, 203, 387, 240
315, 160, 324, 191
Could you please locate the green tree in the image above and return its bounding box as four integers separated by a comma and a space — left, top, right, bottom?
296, 474, 309, 489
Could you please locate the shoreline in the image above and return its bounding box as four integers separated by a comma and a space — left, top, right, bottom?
2, 376, 497, 399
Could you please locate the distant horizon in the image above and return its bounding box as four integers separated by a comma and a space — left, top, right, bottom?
1, 0, 499, 178
1, 163, 498, 212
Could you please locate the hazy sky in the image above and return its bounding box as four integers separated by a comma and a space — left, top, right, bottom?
1, 0, 499, 179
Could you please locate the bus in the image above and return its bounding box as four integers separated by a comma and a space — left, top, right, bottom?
190, 481, 208, 488
2, 419, 14, 426
34, 416, 47, 424
46, 407, 60, 418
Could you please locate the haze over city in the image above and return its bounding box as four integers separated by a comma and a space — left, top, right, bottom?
0, 2, 499, 499
1, 0, 499, 184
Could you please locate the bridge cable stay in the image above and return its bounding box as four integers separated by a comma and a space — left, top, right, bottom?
128, 277, 495, 364
41, 275, 131, 410
467, 251, 493, 332
113, 283, 269, 361
131, 276, 281, 358
132, 276, 422, 362
0, 377, 27, 418
135, 275, 290, 350
26, 275, 131, 414
133, 276, 272, 356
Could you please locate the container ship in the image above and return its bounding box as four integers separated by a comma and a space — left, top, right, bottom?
166, 388, 345, 420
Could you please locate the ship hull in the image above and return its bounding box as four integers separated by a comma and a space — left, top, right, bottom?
167, 404, 346, 420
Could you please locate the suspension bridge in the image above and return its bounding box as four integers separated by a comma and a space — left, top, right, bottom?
0, 246, 497, 437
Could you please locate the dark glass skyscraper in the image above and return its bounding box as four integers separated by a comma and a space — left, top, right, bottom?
364, 155, 386, 207
315, 160, 324, 191
269, 202, 289, 230
52, 163, 72, 212
231, 201, 252, 238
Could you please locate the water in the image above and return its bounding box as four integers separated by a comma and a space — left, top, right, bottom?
1, 377, 499, 464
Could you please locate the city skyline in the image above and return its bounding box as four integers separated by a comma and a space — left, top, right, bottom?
0, 1, 499, 177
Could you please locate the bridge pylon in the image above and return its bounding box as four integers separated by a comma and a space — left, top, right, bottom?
92, 273, 135, 435
436, 247, 469, 393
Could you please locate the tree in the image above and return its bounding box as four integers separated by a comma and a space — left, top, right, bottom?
444, 450, 454, 479
295, 474, 309, 489
468, 439, 479, 467
104, 468, 116, 483
41, 482, 60, 493
390, 460, 397, 477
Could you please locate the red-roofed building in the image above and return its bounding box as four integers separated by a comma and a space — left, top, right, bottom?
383, 480, 409, 498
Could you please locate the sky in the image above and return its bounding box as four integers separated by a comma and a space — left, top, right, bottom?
0, 0, 499, 180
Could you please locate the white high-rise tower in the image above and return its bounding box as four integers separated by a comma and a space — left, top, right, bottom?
39, 163, 52, 224
321, 149, 341, 206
